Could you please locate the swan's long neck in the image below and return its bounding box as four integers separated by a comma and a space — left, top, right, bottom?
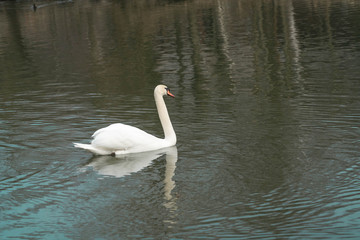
155, 92, 176, 145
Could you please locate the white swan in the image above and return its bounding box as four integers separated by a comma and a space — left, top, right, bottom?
74, 85, 176, 155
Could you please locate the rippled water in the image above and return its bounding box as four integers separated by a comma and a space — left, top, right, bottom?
1, 0, 360, 239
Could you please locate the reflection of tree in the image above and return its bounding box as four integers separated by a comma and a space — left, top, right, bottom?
0, 5, 35, 94
0, 0, 358, 97
248, 0, 304, 98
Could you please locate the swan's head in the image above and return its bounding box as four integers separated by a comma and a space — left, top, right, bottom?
155, 85, 175, 98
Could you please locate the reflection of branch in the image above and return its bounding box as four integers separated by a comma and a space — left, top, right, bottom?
216, 0, 237, 93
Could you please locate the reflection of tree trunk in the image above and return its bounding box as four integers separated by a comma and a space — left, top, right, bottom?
251, 0, 271, 95
216, 0, 238, 93
283, 0, 303, 85
4, 5, 29, 70
5, 6, 23, 52
187, 5, 206, 92
1, 4, 35, 92
217, 0, 231, 69
249, 0, 305, 95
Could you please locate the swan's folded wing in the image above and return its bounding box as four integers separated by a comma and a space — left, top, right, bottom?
90, 123, 161, 152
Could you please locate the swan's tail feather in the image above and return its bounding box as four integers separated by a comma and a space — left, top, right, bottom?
73, 143, 110, 155
74, 143, 92, 150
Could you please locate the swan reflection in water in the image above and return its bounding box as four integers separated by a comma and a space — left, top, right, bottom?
86, 146, 176, 178
85, 146, 178, 226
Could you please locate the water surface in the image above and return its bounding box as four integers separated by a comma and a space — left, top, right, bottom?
1, 0, 360, 239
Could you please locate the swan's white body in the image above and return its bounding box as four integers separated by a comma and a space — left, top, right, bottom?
74, 85, 176, 155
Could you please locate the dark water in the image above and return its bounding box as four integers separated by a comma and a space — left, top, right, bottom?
1, 0, 360, 239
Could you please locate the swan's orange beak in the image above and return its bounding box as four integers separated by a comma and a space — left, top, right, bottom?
167, 89, 175, 98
